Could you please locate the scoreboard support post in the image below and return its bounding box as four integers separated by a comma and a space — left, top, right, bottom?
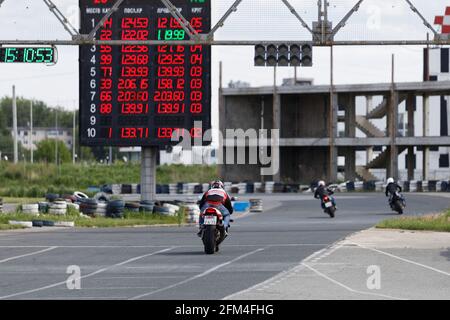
141, 147, 157, 202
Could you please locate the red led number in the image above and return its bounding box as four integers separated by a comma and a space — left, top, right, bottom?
121, 127, 149, 139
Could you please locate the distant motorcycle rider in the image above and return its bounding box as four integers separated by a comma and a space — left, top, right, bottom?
314, 181, 336, 209
198, 180, 234, 236
385, 177, 402, 204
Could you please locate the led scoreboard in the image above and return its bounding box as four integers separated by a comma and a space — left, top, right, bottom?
79, 0, 211, 146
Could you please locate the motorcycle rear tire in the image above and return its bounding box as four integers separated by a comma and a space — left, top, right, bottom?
395, 200, 404, 215
327, 207, 335, 218
203, 225, 216, 255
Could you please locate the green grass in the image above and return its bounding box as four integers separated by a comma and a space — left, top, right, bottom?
2, 197, 44, 204
0, 224, 25, 230
0, 162, 218, 198
0, 208, 186, 229
376, 210, 450, 233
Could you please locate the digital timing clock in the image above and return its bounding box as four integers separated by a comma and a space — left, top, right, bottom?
0, 47, 56, 64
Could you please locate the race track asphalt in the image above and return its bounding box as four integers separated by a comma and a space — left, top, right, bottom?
0, 193, 448, 300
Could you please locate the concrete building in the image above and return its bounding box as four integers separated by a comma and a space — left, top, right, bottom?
13, 127, 73, 151
219, 80, 450, 183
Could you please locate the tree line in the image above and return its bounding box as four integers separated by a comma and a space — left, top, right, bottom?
0, 96, 120, 163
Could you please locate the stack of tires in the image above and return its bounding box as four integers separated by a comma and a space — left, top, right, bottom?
106, 200, 125, 218
112, 184, 121, 195
184, 203, 200, 224
152, 202, 180, 216
125, 202, 140, 213
139, 201, 155, 213
121, 184, 132, 194
95, 201, 107, 217
265, 182, 275, 194
0, 198, 3, 213
249, 199, 263, 212
48, 200, 67, 215
22, 204, 39, 215
74, 191, 89, 202
79, 199, 98, 217
38, 202, 49, 214
163, 203, 180, 216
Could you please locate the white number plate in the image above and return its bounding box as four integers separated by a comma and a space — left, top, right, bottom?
324, 202, 333, 208
203, 216, 217, 225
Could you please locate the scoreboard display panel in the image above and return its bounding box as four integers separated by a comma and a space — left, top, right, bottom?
79, 0, 211, 146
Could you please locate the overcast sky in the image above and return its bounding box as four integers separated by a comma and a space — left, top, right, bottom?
0, 0, 448, 132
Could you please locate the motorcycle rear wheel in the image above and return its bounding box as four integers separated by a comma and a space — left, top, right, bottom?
203, 225, 216, 254
395, 200, 404, 215
326, 207, 335, 218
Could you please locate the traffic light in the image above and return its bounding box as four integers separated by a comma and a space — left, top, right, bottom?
289, 44, 301, 67
266, 44, 278, 67
254, 43, 313, 67
254, 44, 266, 66
277, 44, 289, 66
301, 43, 313, 67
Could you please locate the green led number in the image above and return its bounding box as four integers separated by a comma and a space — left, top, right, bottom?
5, 48, 17, 62
39, 48, 54, 63
24, 48, 36, 63
158, 29, 186, 41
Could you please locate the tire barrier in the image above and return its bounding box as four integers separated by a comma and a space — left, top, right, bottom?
101, 185, 113, 194
106, 200, 125, 218
194, 184, 203, 194
48, 200, 67, 215
0, 198, 3, 214
125, 202, 140, 213
21, 204, 39, 215
73, 191, 89, 200
32, 220, 44, 227
161, 184, 170, 194
79, 198, 98, 217
139, 200, 155, 213
162, 203, 180, 217
249, 199, 263, 212
265, 181, 275, 194
93, 192, 111, 202
121, 184, 132, 194
9, 220, 33, 228
38, 202, 49, 214
183, 202, 200, 224
169, 184, 177, 195
111, 184, 122, 195
153, 205, 171, 216
95, 201, 107, 217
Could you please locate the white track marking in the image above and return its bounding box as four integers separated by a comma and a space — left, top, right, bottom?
129, 248, 265, 300
301, 263, 406, 300
0, 247, 57, 264
349, 242, 450, 277
0, 247, 173, 300
223, 242, 345, 300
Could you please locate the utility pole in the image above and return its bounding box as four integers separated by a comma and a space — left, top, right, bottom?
109, 146, 113, 165
55, 109, 58, 167
12, 85, 18, 164
73, 102, 76, 164
30, 100, 33, 163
